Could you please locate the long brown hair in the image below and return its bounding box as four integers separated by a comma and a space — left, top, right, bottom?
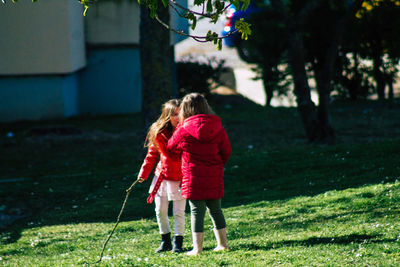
145, 99, 180, 148
179, 93, 215, 121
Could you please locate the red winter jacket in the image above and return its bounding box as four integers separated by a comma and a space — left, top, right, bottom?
138, 128, 182, 181
167, 114, 231, 200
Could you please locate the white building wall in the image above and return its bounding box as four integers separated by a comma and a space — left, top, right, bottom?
84, 0, 140, 45
84, 0, 188, 46
0, 0, 86, 75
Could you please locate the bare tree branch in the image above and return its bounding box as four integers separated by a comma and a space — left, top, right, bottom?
154, 14, 238, 42
169, 0, 232, 18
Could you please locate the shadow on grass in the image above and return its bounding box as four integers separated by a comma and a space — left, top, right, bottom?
234, 234, 397, 251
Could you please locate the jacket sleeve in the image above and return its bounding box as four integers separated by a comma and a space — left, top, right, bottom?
219, 128, 231, 165
167, 126, 184, 154
138, 144, 160, 180
156, 133, 181, 161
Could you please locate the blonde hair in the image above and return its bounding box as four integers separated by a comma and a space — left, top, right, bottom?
145, 99, 180, 148
179, 93, 215, 121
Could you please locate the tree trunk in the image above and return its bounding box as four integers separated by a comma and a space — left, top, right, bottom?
314, 0, 364, 142
140, 5, 174, 128
349, 52, 361, 100
262, 68, 273, 107
388, 74, 394, 108
314, 64, 335, 143
372, 42, 386, 100
270, 0, 362, 143
310, 6, 352, 143
287, 27, 319, 142
270, 0, 324, 142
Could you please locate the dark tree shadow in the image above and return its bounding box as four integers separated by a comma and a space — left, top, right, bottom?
233, 234, 397, 251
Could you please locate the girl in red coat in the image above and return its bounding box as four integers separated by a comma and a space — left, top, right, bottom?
137, 99, 186, 253
167, 93, 232, 255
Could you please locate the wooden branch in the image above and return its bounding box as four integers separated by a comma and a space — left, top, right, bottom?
154, 14, 238, 42
169, 0, 232, 19
169, 2, 186, 18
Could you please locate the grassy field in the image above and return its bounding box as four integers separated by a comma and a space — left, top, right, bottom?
0, 97, 400, 266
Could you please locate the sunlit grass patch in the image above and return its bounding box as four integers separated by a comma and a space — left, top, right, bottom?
1, 182, 399, 266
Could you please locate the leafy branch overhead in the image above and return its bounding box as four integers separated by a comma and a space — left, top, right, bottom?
4, 0, 251, 50
77, 0, 252, 50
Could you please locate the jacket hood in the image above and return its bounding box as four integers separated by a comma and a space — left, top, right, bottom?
182, 114, 223, 142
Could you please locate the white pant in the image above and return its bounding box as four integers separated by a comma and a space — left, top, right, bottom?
152, 179, 186, 236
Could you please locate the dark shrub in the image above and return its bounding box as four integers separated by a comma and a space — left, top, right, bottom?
176, 56, 227, 99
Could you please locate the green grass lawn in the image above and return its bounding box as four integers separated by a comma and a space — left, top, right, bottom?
1, 98, 400, 266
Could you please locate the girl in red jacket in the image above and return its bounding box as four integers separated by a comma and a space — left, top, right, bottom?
137, 99, 186, 253
167, 93, 232, 255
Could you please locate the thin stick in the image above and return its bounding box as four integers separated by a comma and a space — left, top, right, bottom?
86, 179, 140, 264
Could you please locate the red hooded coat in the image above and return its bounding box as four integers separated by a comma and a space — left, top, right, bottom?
167, 114, 231, 200
138, 128, 182, 181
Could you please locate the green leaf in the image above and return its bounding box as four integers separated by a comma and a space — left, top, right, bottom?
188, 12, 195, 20
191, 16, 197, 30
182, 11, 190, 18
83, 5, 89, 16
161, 0, 168, 8
77, 0, 91, 15
206, 30, 213, 41
211, 14, 219, 24
150, 8, 157, 18
215, 0, 224, 11
213, 33, 217, 43
206, 0, 213, 13
149, 0, 158, 18
217, 39, 222, 51
194, 0, 203, 6
235, 18, 251, 40
241, 0, 250, 11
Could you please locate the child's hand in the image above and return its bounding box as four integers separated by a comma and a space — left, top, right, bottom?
126, 178, 142, 193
